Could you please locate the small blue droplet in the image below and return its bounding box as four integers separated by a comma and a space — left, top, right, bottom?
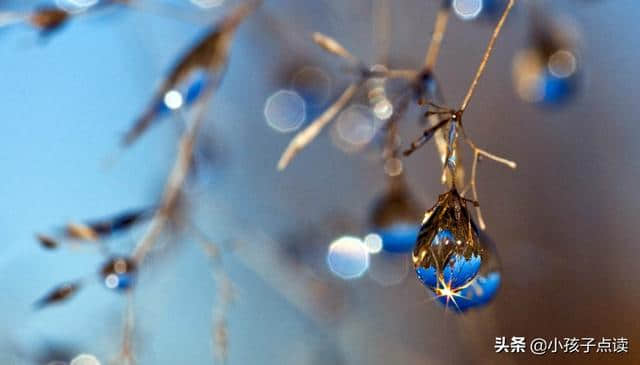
375, 223, 419, 253
542, 74, 573, 104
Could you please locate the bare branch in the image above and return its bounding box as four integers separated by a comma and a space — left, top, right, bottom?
372, 0, 391, 65
277, 82, 361, 170
459, 0, 516, 112
460, 129, 517, 230
312, 32, 360, 66
132, 84, 215, 264
110, 292, 137, 365
423, 1, 451, 71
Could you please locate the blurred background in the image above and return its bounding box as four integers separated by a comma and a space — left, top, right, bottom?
0, 0, 638, 364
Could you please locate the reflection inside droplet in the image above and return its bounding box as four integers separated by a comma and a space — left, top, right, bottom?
327, 236, 369, 279
453, 0, 483, 20
513, 48, 577, 105
435, 271, 501, 312
264, 90, 306, 133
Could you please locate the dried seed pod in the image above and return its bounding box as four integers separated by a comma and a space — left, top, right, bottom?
412, 188, 486, 290
86, 208, 150, 237
123, 0, 261, 146
36, 234, 59, 249
35, 282, 81, 309
66, 222, 99, 241
60, 208, 150, 243
100, 257, 137, 291
369, 178, 422, 253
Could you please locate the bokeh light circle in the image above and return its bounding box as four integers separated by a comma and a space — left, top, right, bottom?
548, 50, 577, 79
335, 104, 376, 149
453, 0, 483, 20
363, 233, 383, 254
327, 236, 370, 279
264, 90, 306, 133
373, 99, 393, 120
384, 157, 403, 177
368, 252, 410, 286
70, 354, 101, 365
164, 90, 184, 110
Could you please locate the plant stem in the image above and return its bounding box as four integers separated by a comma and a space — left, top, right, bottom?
459, 0, 515, 112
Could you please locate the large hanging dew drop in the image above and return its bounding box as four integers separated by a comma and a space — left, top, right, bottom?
369, 177, 422, 253
100, 257, 137, 291
412, 188, 485, 292
433, 227, 502, 312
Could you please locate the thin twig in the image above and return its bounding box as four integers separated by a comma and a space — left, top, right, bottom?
423, 1, 451, 71
373, 0, 391, 65
459, 129, 517, 230
132, 84, 215, 264
187, 223, 233, 364
312, 32, 361, 66
111, 292, 136, 365
383, 69, 418, 80
459, 0, 516, 112
277, 82, 361, 170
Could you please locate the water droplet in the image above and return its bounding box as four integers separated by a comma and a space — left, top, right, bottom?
100, 257, 137, 291
264, 90, 306, 133
370, 181, 422, 253
412, 188, 485, 290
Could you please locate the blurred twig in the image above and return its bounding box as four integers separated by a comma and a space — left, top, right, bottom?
277, 81, 362, 170
459, 0, 516, 112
